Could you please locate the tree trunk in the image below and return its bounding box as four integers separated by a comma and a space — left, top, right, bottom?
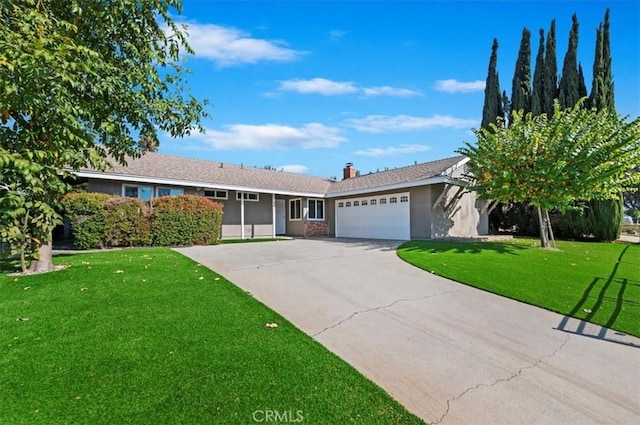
544, 209, 556, 249
28, 237, 54, 272
537, 206, 550, 248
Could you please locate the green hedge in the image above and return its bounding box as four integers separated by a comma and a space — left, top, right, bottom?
104, 197, 152, 247
62, 193, 110, 249
151, 195, 223, 246
62, 193, 222, 249
497, 199, 623, 242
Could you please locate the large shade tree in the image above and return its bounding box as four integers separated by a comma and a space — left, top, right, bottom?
458, 101, 640, 248
0, 0, 207, 272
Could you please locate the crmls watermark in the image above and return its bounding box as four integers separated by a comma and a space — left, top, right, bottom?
252, 409, 304, 423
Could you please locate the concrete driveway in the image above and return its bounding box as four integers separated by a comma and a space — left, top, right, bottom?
176, 238, 640, 424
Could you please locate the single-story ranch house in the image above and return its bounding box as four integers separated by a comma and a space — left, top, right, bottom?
75, 153, 489, 241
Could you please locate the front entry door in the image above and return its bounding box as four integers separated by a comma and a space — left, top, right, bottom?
276, 199, 286, 235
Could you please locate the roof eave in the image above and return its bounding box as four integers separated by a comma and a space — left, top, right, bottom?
325, 175, 449, 198
73, 170, 327, 198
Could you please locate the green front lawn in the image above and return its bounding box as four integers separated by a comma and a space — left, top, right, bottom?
398, 238, 639, 337
1, 249, 423, 424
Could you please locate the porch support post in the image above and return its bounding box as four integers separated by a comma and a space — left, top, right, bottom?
272, 193, 276, 238
240, 195, 245, 240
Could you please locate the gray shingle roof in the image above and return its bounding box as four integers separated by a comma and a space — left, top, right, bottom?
327, 155, 467, 194
80, 152, 466, 196
82, 152, 333, 195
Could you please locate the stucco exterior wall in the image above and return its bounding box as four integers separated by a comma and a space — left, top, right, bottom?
409, 186, 431, 239
431, 183, 488, 238
222, 191, 272, 225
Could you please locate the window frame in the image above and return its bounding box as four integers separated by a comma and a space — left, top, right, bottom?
236, 191, 259, 202
204, 189, 228, 200
289, 198, 302, 221
307, 198, 325, 221
122, 184, 153, 202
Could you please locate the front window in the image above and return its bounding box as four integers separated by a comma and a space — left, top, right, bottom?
157, 187, 183, 197
308, 199, 325, 220
123, 185, 153, 202
289, 199, 301, 220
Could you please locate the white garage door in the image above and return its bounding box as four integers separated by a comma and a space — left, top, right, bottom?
335, 192, 410, 240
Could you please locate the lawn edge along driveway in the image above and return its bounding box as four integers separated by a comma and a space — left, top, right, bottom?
397, 238, 640, 337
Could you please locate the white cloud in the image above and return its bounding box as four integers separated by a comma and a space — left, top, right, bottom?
278, 78, 358, 96
277, 164, 309, 174
329, 30, 347, 41
277, 79, 420, 97
434, 79, 485, 93
188, 123, 345, 150
362, 86, 422, 97
345, 114, 477, 133
355, 144, 432, 157
178, 22, 304, 66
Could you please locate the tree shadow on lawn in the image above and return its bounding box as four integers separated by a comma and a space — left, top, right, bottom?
400, 240, 529, 255
556, 245, 640, 348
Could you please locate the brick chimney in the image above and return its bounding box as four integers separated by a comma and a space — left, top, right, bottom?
343, 162, 356, 180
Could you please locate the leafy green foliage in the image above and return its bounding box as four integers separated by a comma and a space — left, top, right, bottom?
63, 193, 219, 248
62, 193, 110, 249
459, 101, 640, 213
151, 196, 223, 246
104, 197, 152, 247
0, 0, 207, 269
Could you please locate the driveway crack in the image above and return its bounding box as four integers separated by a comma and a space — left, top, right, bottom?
312, 289, 463, 337
432, 334, 572, 424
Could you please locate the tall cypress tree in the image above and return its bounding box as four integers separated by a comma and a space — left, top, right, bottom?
531, 29, 545, 116
590, 8, 615, 112
578, 63, 588, 100
586, 8, 620, 241
543, 19, 557, 116
510, 28, 532, 118
481, 39, 504, 129
558, 14, 581, 109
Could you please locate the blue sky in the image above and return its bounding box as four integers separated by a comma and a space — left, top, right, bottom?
159, 0, 640, 179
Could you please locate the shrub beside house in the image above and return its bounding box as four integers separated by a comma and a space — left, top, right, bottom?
62, 193, 223, 249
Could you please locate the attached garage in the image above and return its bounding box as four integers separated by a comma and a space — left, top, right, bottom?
335, 192, 410, 240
